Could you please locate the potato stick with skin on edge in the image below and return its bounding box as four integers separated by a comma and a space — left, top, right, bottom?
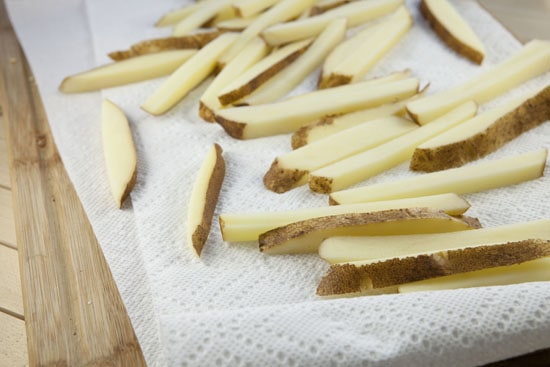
172, 0, 236, 36
261, 0, 403, 46
220, 193, 471, 242
259, 208, 481, 254
59, 50, 197, 93
309, 101, 477, 193
318, 219, 550, 264
411, 85, 550, 172
199, 37, 268, 122
215, 77, 419, 139
218, 0, 315, 67
329, 149, 548, 205
398, 257, 550, 294
238, 18, 347, 106
142, 33, 238, 116
217, 39, 312, 106
420, 0, 485, 64
406, 39, 550, 124
321, 6, 413, 88
264, 116, 417, 193
316, 239, 550, 296
233, 0, 279, 18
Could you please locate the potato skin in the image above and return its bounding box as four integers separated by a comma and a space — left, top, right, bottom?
411, 85, 550, 172
420, 0, 484, 64
263, 159, 308, 194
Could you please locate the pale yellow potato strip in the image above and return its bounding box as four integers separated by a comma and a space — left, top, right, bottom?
329, 149, 548, 205
142, 33, 238, 115
173, 0, 235, 36
156, 3, 201, 27
233, 0, 279, 18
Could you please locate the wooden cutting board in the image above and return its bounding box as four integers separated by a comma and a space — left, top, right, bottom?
0, 0, 146, 365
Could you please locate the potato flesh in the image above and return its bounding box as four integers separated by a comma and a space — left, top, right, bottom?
216, 78, 419, 139
218, 0, 315, 66
327, 6, 413, 84
233, 0, 279, 18
406, 40, 550, 124
142, 33, 238, 115
240, 18, 346, 106
199, 38, 268, 121
310, 101, 477, 193
330, 149, 547, 204
261, 0, 404, 46
156, 3, 201, 27
59, 50, 197, 93
102, 100, 137, 208
172, 0, 235, 36
319, 219, 550, 263
422, 0, 485, 58
217, 39, 311, 105
220, 193, 470, 242
216, 16, 256, 31
398, 257, 550, 293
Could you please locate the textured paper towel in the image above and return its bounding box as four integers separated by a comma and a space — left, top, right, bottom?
5, 0, 550, 366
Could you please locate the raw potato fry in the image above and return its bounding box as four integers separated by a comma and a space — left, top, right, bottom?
316, 239, 550, 296
406, 39, 550, 124
320, 6, 413, 88
259, 208, 481, 254
220, 193, 471, 242
205, 5, 238, 27
199, 38, 268, 122
329, 149, 548, 205
218, 0, 315, 67
102, 100, 137, 208
59, 50, 197, 93
239, 18, 346, 106
411, 85, 550, 172
420, 0, 485, 64
217, 39, 312, 105
309, 101, 477, 193
188, 144, 226, 257
142, 33, 238, 115
261, 0, 404, 46
310, 0, 351, 16
264, 116, 417, 193
233, 0, 279, 18
216, 16, 257, 31
156, 3, 202, 27
173, 0, 235, 36
215, 78, 419, 139
108, 31, 222, 61
398, 257, 550, 293
319, 219, 550, 264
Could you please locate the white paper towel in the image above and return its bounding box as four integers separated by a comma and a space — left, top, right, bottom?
5, 0, 550, 366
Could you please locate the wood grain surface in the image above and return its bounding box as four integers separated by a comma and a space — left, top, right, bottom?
0, 0, 146, 365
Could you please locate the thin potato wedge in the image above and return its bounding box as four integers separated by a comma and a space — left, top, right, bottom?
233, 0, 279, 18
155, 3, 202, 27
310, 0, 351, 16
172, 0, 235, 36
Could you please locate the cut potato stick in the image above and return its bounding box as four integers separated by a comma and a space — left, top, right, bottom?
420, 0, 485, 64
220, 193, 471, 242
310, 0, 351, 16
156, 3, 202, 27
406, 39, 550, 124
320, 6, 413, 88
218, 0, 316, 66
173, 0, 235, 36
264, 116, 417, 193
142, 33, 238, 115
217, 39, 312, 105
108, 31, 222, 61
309, 101, 477, 193
199, 37, 268, 122
330, 149, 547, 205
398, 257, 550, 293
292, 79, 422, 148
319, 219, 550, 264
233, 0, 279, 18
216, 16, 257, 31
316, 239, 550, 296
411, 85, 550, 172
59, 50, 197, 93
261, 0, 403, 46
259, 208, 481, 254
238, 18, 346, 105
215, 78, 419, 139
102, 100, 137, 208
205, 4, 239, 27
187, 144, 226, 257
